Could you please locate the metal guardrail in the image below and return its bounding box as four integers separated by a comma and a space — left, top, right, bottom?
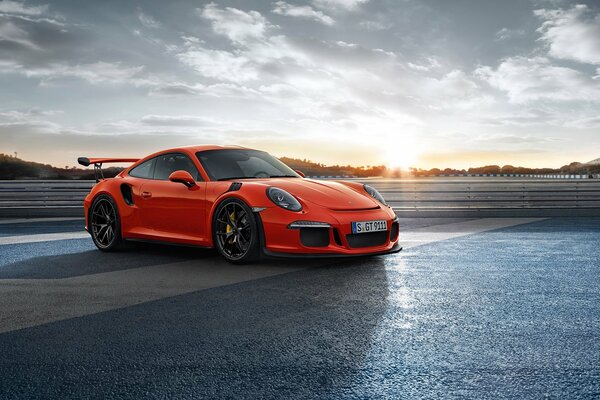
365, 178, 600, 217
0, 180, 92, 217
0, 178, 599, 218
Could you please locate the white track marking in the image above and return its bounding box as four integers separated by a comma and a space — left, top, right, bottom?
0, 218, 545, 333
0, 231, 89, 245
0, 217, 83, 225
401, 218, 546, 249
0, 260, 312, 333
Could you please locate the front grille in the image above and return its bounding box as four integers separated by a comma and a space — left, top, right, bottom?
346, 231, 388, 248
300, 228, 330, 247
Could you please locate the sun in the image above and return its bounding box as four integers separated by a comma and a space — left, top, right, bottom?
383, 138, 419, 170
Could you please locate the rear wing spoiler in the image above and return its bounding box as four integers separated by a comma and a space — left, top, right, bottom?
77, 157, 140, 182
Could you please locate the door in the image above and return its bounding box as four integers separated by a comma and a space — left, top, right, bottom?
139, 153, 207, 240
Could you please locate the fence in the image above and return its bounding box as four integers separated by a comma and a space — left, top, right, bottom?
0, 178, 599, 218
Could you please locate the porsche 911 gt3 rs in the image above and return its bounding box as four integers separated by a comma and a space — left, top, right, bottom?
79, 145, 401, 263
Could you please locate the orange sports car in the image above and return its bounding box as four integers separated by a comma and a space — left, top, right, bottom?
78, 145, 401, 263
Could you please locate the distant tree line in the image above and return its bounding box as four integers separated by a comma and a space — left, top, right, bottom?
280, 157, 387, 177
410, 162, 600, 177
1, 153, 598, 180
0, 153, 123, 180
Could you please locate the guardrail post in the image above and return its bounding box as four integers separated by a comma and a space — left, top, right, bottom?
467, 184, 471, 209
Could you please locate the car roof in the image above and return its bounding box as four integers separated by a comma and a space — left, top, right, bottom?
167, 144, 251, 153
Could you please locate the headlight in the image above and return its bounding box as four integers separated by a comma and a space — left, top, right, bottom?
267, 187, 302, 211
363, 184, 387, 205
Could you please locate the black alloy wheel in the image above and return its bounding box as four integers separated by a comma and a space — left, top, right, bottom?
213, 199, 259, 263
90, 194, 122, 251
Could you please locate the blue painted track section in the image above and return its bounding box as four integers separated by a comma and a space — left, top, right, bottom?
0, 218, 599, 399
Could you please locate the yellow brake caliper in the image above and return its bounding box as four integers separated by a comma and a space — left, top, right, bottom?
226, 211, 235, 241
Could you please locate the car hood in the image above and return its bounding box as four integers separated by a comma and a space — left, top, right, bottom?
254, 178, 380, 210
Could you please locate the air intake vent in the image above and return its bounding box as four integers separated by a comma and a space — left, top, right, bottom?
300, 228, 330, 247
346, 231, 388, 248
390, 220, 399, 241
228, 182, 242, 192
333, 228, 343, 246
120, 184, 134, 206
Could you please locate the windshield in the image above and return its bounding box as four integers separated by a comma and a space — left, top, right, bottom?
196, 149, 300, 181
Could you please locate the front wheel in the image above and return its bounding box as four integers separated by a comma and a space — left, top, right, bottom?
89, 194, 123, 251
213, 198, 260, 264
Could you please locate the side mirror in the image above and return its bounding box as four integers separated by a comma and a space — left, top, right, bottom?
295, 170, 305, 178
168, 170, 196, 188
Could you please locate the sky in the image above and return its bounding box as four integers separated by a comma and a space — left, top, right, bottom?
0, 0, 599, 169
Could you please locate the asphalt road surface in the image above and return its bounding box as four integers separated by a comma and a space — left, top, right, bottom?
0, 217, 599, 399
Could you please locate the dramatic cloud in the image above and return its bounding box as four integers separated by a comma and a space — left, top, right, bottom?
140, 115, 219, 127
177, 47, 257, 82
535, 4, 600, 65
200, 2, 271, 44
494, 27, 525, 41
0, 60, 152, 85
0, 19, 39, 49
272, 2, 334, 25
137, 10, 161, 29
476, 56, 600, 103
311, 0, 369, 12
1, 0, 599, 168
0, 0, 48, 16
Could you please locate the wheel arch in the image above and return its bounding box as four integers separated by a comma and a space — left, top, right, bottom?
207, 187, 268, 249
86, 181, 126, 234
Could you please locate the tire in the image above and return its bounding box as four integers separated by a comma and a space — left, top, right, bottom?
89, 194, 123, 252
213, 198, 260, 264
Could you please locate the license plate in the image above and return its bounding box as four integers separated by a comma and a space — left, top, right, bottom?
351, 220, 387, 234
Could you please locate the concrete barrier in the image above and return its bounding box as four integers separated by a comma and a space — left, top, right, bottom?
1, 178, 599, 218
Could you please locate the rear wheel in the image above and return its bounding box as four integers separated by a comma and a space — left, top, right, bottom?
89, 194, 123, 251
213, 198, 259, 263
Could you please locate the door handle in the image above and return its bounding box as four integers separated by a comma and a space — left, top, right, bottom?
141, 191, 152, 199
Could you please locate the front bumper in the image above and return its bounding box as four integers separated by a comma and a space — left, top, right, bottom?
255, 204, 400, 257
263, 242, 402, 259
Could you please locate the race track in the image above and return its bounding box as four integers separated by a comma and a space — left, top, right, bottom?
0, 217, 599, 399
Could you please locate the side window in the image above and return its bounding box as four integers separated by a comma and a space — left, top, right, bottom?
154, 153, 202, 181
128, 158, 156, 179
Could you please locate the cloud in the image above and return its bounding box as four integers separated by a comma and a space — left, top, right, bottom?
137, 10, 161, 29
0, 108, 61, 121
494, 27, 525, 41
0, 60, 152, 85
311, 0, 369, 12
473, 133, 560, 144
0, 4, 162, 87
475, 56, 600, 103
0, 0, 48, 16
200, 2, 272, 45
0, 19, 39, 49
272, 2, 334, 25
140, 115, 219, 127
359, 19, 391, 31
174, 3, 493, 133
535, 4, 600, 65
566, 115, 600, 128
177, 47, 257, 82
151, 82, 262, 99
407, 57, 441, 72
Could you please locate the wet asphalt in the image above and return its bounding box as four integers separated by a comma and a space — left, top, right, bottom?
0, 217, 599, 399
